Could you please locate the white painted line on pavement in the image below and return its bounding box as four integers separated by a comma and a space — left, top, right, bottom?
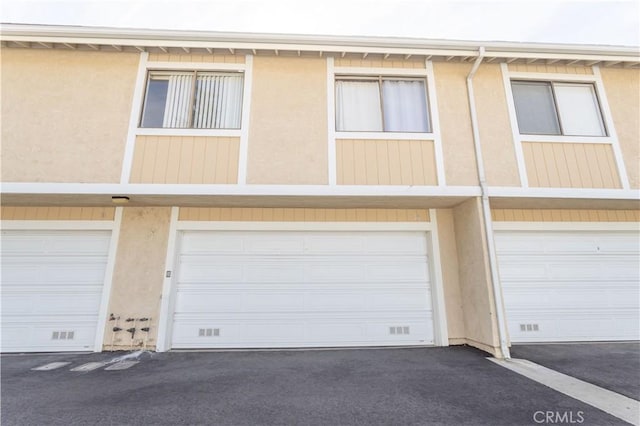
104, 361, 139, 370
31, 362, 71, 371
70, 362, 107, 372
488, 357, 640, 426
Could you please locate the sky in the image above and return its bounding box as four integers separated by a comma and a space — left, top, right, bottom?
1, 0, 639, 46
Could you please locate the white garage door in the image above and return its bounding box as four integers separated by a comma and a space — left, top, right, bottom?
171, 231, 434, 348
1, 230, 111, 352
495, 231, 640, 343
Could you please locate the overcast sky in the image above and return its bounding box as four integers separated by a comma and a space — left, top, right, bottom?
2, 0, 639, 46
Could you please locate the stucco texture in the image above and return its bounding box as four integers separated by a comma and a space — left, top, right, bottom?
103, 207, 172, 350
599, 67, 640, 189
1, 48, 138, 183
433, 62, 479, 186
452, 198, 501, 356
247, 56, 328, 184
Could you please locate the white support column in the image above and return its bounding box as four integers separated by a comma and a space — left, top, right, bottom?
428, 209, 449, 346
237, 54, 253, 185
93, 207, 124, 352
120, 52, 149, 184
327, 56, 337, 185
155, 206, 180, 352
426, 60, 446, 186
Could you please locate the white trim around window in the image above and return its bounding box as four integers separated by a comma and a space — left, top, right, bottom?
120, 55, 253, 183
328, 61, 444, 186
500, 63, 630, 189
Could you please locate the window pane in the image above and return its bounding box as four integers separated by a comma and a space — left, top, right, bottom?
382, 80, 429, 132
141, 78, 169, 128
511, 81, 560, 135
335, 80, 383, 131
554, 83, 605, 136
163, 74, 194, 128
194, 74, 243, 129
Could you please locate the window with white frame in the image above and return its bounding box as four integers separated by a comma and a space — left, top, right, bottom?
140, 71, 244, 129
335, 77, 431, 132
510, 80, 606, 136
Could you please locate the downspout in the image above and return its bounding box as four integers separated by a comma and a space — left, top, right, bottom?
466, 47, 511, 359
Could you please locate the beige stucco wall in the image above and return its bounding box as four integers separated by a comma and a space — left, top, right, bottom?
103, 207, 171, 350
452, 198, 501, 356
1, 48, 138, 183
247, 56, 328, 184
600, 67, 640, 189
475, 64, 521, 187
433, 62, 479, 186
435, 209, 465, 341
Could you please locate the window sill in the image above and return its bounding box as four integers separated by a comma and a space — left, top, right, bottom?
136, 128, 242, 137
519, 134, 613, 144
335, 131, 435, 140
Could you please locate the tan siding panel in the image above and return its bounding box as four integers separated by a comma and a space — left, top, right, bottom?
492, 209, 639, 222
334, 58, 425, 69
508, 63, 593, 75
336, 139, 437, 186
522, 142, 621, 188
178, 208, 431, 222
148, 53, 245, 63
1, 207, 115, 220
129, 136, 240, 184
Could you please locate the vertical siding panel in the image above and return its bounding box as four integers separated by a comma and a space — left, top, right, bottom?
596, 144, 615, 188
140, 136, 158, 183
387, 140, 402, 184
602, 144, 621, 188
341, 140, 356, 185
578, 210, 590, 221
522, 143, 540, 186
376, 140, 391, 185
531, 143, 550, 187
129, 138, 146, 183
376, 209, 388, 221
23, 208, 37, 220
541, 143, 561, 187
227, 138, 240, 183
583, 144, 604, 188
364, 141, 379, 184
272, 208, 284, 221
573, 144, 594, 187
190, 138, 207, 184
353, 140, 367, 185
202, 138, 218, 184
304, 208, 315, 221
562, 143, 582, 188
386, 210, 398, 221
492, 209, 503, 221
550, 210, 563, 221
333, 209, 345, 221
262, 209, 274, 221
532, 210, 544, 222
165, 137, 182, 183
2, 206, 16, 220
396, 210, 408, 221
606, 210, 619, 221
251, 209, 263, 221
503, 210, 515, 221
282, 209, 295, 221
199, 209, 212, 221
513, 209, 525, 221
153, 137, 171, 184
398, 141, 413, 185
315, 209, 326, 222
560, 210, 573, 221
345, 209, 357, 221
423, 141, 438, 185
356, 210, 367, 221
336, 140, 345, 184
177, 137, 194, 184
409, 140, 425, 185
552, 143, 572, 187
240, 208, 253, 221
214, 138, 230, 183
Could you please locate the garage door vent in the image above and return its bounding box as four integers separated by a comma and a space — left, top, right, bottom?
389, 326, 410, 335
198, 328, 220, 337
51, 331, 75, 340
519, 324, 539, 332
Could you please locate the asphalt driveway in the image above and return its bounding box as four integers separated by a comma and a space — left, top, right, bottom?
511, 342, 640, 401
1, 346, 629, 426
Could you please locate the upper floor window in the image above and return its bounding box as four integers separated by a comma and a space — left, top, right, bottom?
335, 77, 430, 132
511, 81, 606, 137
140, 71, 244, 129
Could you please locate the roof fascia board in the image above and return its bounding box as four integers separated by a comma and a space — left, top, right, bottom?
2, 23, 639, 59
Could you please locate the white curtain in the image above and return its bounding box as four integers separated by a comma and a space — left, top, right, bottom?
554, 83, 605, 136
382, 80, 429, 132
335, 81, 382, 131
162, 74, 194, 128
194, 74, 243, 129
